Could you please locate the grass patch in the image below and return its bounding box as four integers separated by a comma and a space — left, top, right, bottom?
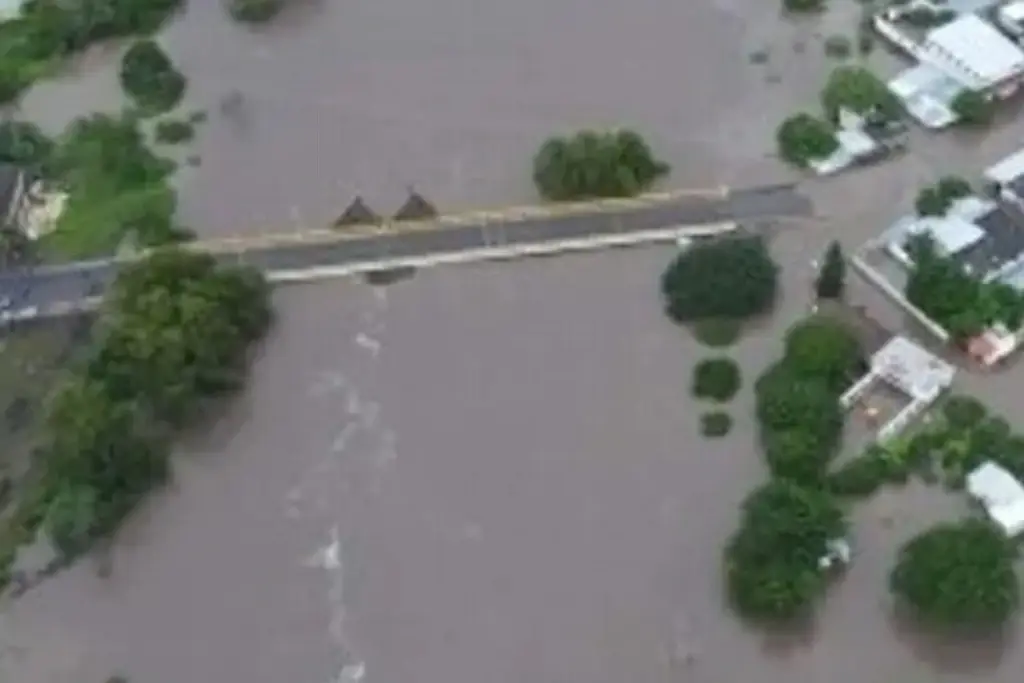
701, 411, 733, 438
692, 318, 742, 347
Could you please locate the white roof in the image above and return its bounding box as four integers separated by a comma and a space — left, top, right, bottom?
925, 15, 1024, 88
1000, 0, 1024, 23
984, 147, 1024, 185
969, 462, 1024, 536
968, 461, 1024, 507
888, 64, 962, 129
908, 216, 985, 255
871, 335, 956, 400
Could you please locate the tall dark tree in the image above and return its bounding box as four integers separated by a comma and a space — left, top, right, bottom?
815, 241, 845, 300
661, 235, 778, 323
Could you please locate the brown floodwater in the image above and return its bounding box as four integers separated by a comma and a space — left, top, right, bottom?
8, 0, 1024, 680
0, 235, 1016, 683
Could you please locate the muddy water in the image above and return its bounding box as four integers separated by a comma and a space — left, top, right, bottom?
13, 0, 898, 238
0, 235, 1014, 683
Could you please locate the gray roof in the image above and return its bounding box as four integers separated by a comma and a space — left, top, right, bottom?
955, 204, 1024, 275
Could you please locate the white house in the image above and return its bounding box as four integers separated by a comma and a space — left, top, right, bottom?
967, 461, 1024, 537
920, 14, 1024, 97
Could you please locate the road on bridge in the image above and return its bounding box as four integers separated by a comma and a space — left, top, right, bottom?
0, 184, 812, 321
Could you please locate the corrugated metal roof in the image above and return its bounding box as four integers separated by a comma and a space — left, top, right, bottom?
985, 147, 1024, 185
888, 65, 960, 129
925, 15, 1024, 88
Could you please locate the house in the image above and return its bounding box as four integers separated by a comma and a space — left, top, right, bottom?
967, 461, 1024, 537
884, 195, 1024, 278
983, 146, 1024, 207
807, 108, 905, 176
919, 14, 1024, 97
996, 0, 1024, 39
0, 163, 66, 242
840, 335, 955, 442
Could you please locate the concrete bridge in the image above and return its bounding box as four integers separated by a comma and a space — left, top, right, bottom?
0, 184, 812, 322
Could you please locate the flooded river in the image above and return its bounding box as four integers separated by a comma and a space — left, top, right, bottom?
1, 238, 1016, 683
8, 0, 1024, 680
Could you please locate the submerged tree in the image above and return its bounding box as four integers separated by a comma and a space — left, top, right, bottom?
815, 241, 845, 300
725, 480, 846, 620
891, 520, 1019, 628
661, 235, 778, 323
532, 129, 669, 201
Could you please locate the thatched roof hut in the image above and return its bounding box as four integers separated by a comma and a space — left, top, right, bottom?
393, 188, 438, 221
333, 196, 381, 228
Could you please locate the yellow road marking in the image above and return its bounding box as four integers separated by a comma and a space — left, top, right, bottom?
193, 186, 731, 253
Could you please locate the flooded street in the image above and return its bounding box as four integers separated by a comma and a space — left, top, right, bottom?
0, 237, 1018, 683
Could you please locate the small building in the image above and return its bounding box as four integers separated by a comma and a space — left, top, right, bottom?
967, 461, 1024, 537
983, 146, 1024, 206
919, 14, 1024, 97
840, 335, 956, 442
883, 195, 1024, 279
808, 108, 904, 176
888, 63, 963, 129
0, 164, 67, 241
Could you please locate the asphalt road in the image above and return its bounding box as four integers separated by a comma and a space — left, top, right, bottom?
0, 184, 812, 319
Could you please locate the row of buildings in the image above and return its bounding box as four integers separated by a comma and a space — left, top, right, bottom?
876, 1, 1024, 128
855, 147, 1024, 366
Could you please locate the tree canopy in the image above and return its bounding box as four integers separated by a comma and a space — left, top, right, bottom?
725, 480, 846, 620
782, 315, 862, 394
37, 250, 272, 557
951, 90, 994, 127
891, 520, 1019, 628
755, 366, 844, 449
46, 113, 188, 257
692, 357, 741, 402
532, 129, 669, 201
905, 233, 1024, 339
821, 66, 901, 123
1, 0, 184, 105
228, 0, 285, 22
119, 40, 186, 113
815, 241, 845, 300
914, 176, 972, 217
661, 235, 778, 323
776, 113, 838, 167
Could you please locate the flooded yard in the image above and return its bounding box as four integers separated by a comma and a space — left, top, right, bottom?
0, 237, 1015, 683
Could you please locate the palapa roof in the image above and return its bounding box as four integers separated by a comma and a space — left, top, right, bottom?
393, 188, 438, 221
333, 196, 381, 228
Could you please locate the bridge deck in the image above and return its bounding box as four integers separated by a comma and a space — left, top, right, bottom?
0, 184, 812, 321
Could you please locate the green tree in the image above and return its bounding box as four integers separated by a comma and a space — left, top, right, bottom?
725, 480, 846, 620
904, 234, 986, 340
661, 235, 778, 323
0, 120, 53, 170
815, 241, 845, 300
776, 113, 838, 167
783, 0, 824, 11
764, 429, 832, 484
951, 89, 994, 127
228, 0, 284, 22
891, 520, 1019, 628
119, 39, 186, 113
532, 129, 670, 201
692, 357, 741, 402
915, 177, 971, 217
755, 368, 843, 448
821, 66, 901, 123
782, 315, 862, 393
